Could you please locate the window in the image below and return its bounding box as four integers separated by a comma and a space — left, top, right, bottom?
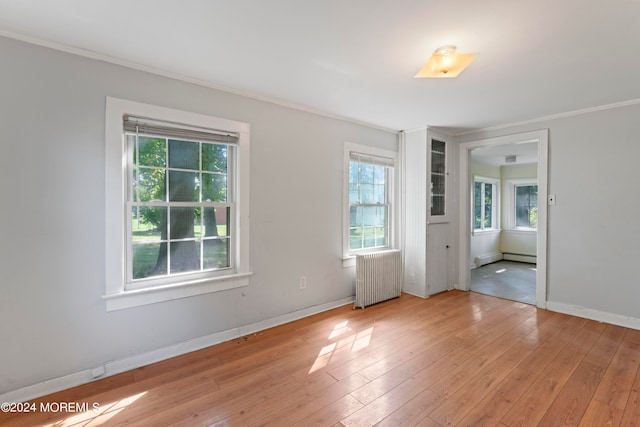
515, 184, 538, 229
474, 177, 499, 230
344, 143, 396, 259
125, 118, 235, 286
105, 98, 251, 311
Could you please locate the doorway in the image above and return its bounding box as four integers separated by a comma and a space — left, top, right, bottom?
458, 130, 548, 309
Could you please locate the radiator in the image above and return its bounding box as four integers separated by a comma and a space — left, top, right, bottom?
355, 249, 402, 309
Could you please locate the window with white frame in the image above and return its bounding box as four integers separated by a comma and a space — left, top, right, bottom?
105, 97, 251, 311
344, 143, 396, 257
474, 176, 499, 231
515, 184, 538, 229
125, 117, 236, 286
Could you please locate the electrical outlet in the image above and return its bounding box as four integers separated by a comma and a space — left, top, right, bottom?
299, 276, 307, 289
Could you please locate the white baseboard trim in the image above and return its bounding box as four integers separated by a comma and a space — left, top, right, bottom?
0, 296, 355, 404
546, 301, 640, 331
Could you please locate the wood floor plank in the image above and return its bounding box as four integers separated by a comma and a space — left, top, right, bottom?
537, 324, 626, 425
3, 291, 640, 427
500, 319, 605, 426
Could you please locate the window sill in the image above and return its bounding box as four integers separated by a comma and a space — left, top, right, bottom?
342, 256, 356, 268
103, 272, 252, 311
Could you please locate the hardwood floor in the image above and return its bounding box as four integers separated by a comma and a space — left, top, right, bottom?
2, 290, 640, 426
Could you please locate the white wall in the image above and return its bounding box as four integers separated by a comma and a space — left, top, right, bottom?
459, 103, 640, 323
0, 36, 397, 396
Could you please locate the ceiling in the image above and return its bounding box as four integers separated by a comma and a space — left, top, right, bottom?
2, 1, 640, 132
470, 141, 538, 167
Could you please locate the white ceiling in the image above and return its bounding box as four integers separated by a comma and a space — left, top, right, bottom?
2, 0, 640, 132
470, 141, 538, 167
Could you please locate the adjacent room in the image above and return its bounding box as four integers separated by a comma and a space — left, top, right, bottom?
2, 1, 640, 425
469, 141, 539, 305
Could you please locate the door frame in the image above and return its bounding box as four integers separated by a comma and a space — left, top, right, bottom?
457, 130, 548, 308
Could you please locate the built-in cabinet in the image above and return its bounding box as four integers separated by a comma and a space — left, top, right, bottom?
403, 128, 457, 297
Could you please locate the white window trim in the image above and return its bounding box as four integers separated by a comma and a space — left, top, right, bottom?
342, 142, 398, 267
104, 97, 252, 311
473, 175, 500, 234
505, 178, 538, 231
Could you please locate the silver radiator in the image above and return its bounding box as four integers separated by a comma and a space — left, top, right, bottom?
355, 249, 402, 309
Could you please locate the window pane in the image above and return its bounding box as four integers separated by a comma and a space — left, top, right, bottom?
361, 183, 374, 203
363, 206, 377, 226
375, 206, 386, 227
133, 167, 165, 202
431, 152, 445, 174
350, 206, 362, 227
474, 182, 482, 229
374, 184, 385, 204
516, 185, 538, 228
349, 161, 359, 184
202, 207, 229, 237
484, 183, 492, 228
431, 195, 445, 216
349, 183, 359, 204
202, 173, 227, 202
168, 139, 199, 170
131, 207, 164, 241
137, 137, 166, 167
169, 171, 198, 201
132, 243, 163, 279
360, 163, 374, 184
169, 207, 196, 240
363, 231, 376, 248
169, 241, 200, 274
350, 228, 363, 250
375, 226, 387, 246
203, 238, 230, 269
373, 165, 385, 184
202, 143, 227, 172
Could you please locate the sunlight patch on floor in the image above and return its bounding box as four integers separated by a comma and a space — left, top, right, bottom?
308, 323, 375, 374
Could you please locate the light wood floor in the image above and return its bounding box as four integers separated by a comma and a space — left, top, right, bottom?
3, 291, 640, 426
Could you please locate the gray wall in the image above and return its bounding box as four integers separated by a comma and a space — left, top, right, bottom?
459, 104, 640, 320
0, 36, 397, 395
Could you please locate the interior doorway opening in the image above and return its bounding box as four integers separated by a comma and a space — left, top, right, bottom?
458, 130, 548, 309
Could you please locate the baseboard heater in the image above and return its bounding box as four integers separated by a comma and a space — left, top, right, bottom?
355, 249, 402, 309
474, 252, 503, 268
503, 253, 537, 264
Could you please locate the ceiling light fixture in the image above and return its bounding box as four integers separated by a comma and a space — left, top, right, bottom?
415, 45, 477, 78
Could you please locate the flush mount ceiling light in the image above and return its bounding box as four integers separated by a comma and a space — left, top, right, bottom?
415, 45, 477, 78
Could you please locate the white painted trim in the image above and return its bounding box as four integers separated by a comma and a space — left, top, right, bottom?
458, 130, 548, 309
0, 30, 398, 135
547, 301, 640, 331
0, 296, 355, 403
103, 273, 253, 311
342, 142, 399, 260
104, 97, 252, 310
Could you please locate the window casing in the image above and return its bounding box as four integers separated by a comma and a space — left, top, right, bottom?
474, 177, 499, 231
105, 98, 251, 311
343, 143, 397, 260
